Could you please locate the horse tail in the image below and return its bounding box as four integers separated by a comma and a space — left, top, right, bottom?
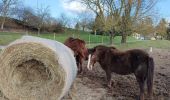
147, 56, 154, 98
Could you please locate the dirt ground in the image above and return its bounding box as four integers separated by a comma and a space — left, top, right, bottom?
64, 48, 170, 100
0, 48, 169, 100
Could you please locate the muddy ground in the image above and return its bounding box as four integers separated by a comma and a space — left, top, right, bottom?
64, 48, 170, 100
0, 48, 169, 100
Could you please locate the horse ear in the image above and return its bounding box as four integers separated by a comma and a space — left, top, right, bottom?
88, 48, 95, 54
110, 46, 116, 50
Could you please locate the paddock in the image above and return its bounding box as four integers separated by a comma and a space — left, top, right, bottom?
63, 48, 170, 100
0, 44, 169, 100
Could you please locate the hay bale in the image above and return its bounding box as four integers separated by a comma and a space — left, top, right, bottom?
0, 36, 77, 100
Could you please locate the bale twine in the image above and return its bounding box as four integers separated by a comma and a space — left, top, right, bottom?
0, 36, 77, 100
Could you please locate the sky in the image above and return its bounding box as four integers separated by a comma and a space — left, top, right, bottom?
23, 0, 170, 22
155, 0, 170, 22
24, 0, 86, 18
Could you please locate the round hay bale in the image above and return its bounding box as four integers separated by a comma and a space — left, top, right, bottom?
0, 36, 77, 100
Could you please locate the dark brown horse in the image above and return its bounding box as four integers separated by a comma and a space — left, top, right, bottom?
64, 37, 88, 73
87, 45, 154, 100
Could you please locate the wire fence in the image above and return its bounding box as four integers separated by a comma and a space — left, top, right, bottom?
0, 31, 139, 48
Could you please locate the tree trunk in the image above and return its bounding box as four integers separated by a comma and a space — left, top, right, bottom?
167, 32, 170, 40
109, 28, 116, 44
94, 30, 96, 36
110, 32, 113, 44
1, 17, 6, 30
82, 26, 85, 31
168, 36, 170, 40
121, 32, 127, 43
109, 30, 115, 44
38, 28, 40, 36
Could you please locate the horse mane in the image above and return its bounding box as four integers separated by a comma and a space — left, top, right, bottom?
93, 45, 126, 57
64, 37, 87, 57
65, 37, 85, 45
67, 37, 75, 42
93, 45, 117, 52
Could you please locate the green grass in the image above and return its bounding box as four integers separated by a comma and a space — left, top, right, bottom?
115, 40, 170, 50
0, 32, 23, 45
0, 31, 170, 50
0, 30, 138, 45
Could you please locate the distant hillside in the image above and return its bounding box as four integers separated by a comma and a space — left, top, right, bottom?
0, 17, 38, 32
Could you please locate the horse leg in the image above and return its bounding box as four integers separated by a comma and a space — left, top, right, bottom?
136, 76, 145, 100
77, 56, 83, 74
75, 56, 80, 73
79, 59, 83, 74
106, 70, 112, 89
76, 56, 79, 66
147, 57, 154, 99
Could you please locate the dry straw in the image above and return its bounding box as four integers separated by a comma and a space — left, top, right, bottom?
0, 36, 77, 100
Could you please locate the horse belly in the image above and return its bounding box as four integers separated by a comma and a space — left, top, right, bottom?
110, 64, 133, 75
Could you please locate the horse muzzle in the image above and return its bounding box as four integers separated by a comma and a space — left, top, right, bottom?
87, 54, 96, 70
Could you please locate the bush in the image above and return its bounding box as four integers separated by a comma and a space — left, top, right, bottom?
91, 29, 121, 36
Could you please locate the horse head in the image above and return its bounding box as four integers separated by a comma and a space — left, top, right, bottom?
87, 45, 117, 70
77, 40, 88, 60
64, 37, 88, 60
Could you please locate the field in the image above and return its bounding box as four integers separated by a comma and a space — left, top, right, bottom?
0, 31, 170, 100
0, 31, 138, 45
62, 48, 170, 100
1, 31, 170, 49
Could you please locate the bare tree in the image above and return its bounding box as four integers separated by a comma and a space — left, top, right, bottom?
36, 6, 50, 35
120, 0, 158, 43
79, 0, 158, 44
44, 16, 55, 28
0, 2, 3, 13
18, 7, 35, 22
75, 22, 80, 31
0, 0, 19, 30
167, 23, 170, 40
12, 2, 25, 20
77, 11, 92, 31
77, 0, 123, 43
79, 0, 123, 44
155, 18, 167, 38
17, 6, 39, 31
58, 13, 70, 31
85, 18, 96, 32
134, 16, 155, 39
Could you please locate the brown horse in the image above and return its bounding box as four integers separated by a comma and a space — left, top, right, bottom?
64, 37, 88, 73
87, 45, 154, 100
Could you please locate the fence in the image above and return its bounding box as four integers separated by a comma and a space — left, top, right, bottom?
0, 31, 124, 47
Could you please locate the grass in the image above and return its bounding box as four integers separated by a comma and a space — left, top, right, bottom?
0, 30, 170, 50
87, 40, 170, 49
115, 40, 170, 50
0, 30, 138, 45
0, 32, 23, 45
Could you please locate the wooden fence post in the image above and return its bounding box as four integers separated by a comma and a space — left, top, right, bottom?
88, 34, 91, 47
53, 33, 56, 40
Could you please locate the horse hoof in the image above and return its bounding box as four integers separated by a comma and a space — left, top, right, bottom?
107, 85, 112, 89
107, 90, 113, 95
102, 82, 113, 89
107, 82, 113, 89
78, 70, 82, 74
135, 95, 140, 100
147, 97, 153, 100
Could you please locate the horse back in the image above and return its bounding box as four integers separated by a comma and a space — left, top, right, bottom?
104, 49, 149, 75
127, 49, 149, 72
128, 49, 149, 63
